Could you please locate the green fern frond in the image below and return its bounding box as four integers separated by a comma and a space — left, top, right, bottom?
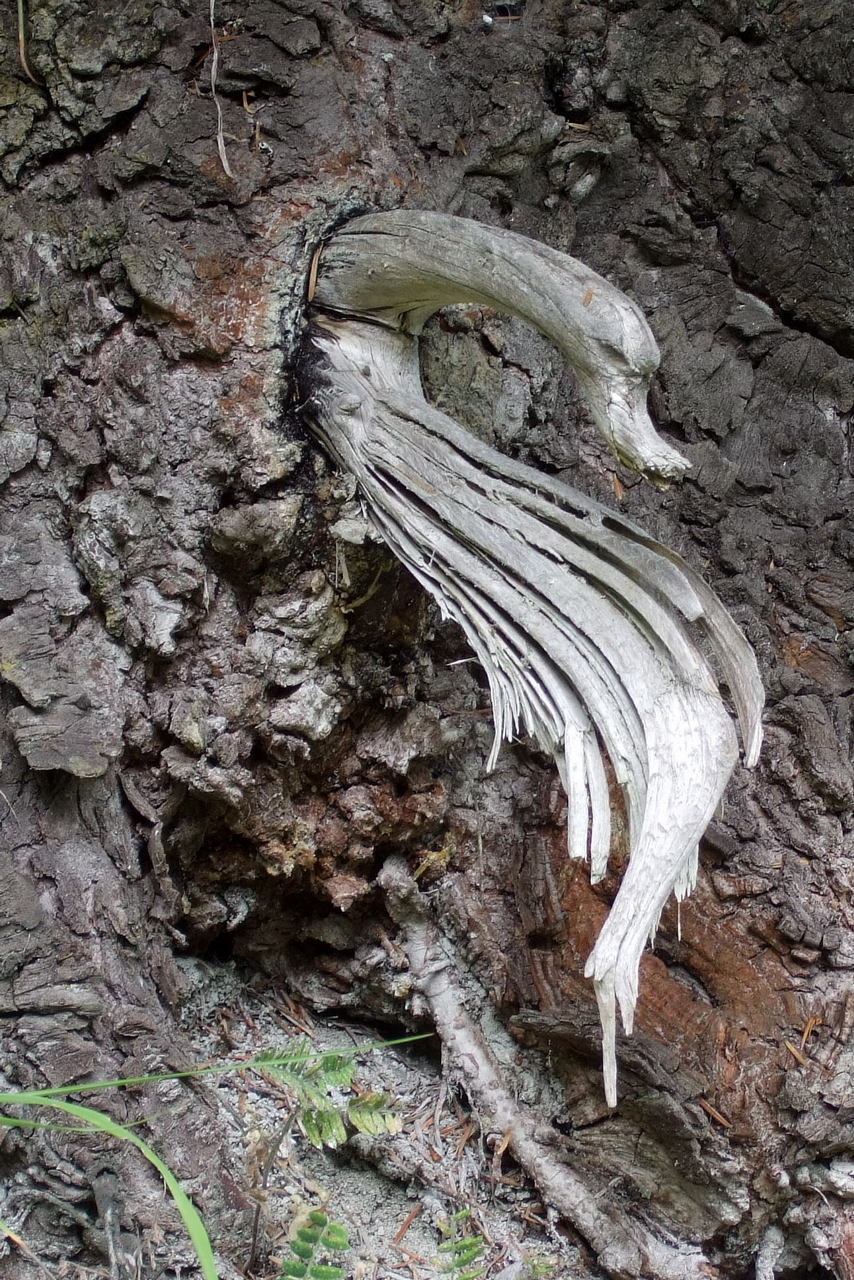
298, 1106, 347, 1150
280, 1261, 309, 1279
435, 1211, 487, 1280
347, 1091, 402, 1137
308, 1053, 355, 1088
259, 1041, 400, 1151
258, 1041, 357, 1122
320, 1224, 350, 1250
279, 1209, 350, 1280
439, 1235, 486, 1260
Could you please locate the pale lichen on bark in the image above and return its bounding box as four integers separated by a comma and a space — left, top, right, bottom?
303, 210, 764, 1105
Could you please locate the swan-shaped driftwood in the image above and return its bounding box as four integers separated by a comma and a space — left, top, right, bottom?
302, 210, 763, 1105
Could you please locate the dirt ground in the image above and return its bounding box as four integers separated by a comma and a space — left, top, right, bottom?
177, 956, 580, 1280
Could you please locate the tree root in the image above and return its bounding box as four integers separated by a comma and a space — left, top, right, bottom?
378, 857, 709, 1280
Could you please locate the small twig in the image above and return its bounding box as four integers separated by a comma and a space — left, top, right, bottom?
209, 0, 234, 179
455, 1120, 476, 1159
391, 1242, 428, 1265
800, 1014, 823, 1050
246, 1111, 296, 1272
16, 0, 43, 85
0, 788, 20, 826
307, 245, 323, 303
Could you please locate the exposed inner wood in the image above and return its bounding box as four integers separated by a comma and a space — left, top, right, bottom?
304, 209, 764, 1107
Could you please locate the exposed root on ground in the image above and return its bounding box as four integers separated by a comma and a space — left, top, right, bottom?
378, 856, 709, 1280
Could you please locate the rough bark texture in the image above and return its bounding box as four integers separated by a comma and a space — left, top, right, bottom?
1, 1, 853, 1278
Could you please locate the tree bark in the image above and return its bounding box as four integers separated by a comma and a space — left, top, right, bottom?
1, 1, 853, 1278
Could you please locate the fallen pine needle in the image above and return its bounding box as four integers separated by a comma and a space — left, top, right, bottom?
455, 1120, 476, 1158
392, 1204, 423, 1245
785, 1039, 811, 1068
697, 1097, 733, 1128
307, 245, 323, 302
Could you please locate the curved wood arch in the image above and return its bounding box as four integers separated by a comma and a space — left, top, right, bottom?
303, 209, 764, 1105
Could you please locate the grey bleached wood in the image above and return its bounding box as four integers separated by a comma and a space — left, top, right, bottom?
303, 210, 764, 1107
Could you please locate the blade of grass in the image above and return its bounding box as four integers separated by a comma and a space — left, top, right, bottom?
0, 1114, 136, 1133
0, 1033, 430, 1278
1, 1095, 218, 1280
0, 1033, 431, 1101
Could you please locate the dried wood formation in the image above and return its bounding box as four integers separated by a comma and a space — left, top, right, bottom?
303, 210, 764, 1106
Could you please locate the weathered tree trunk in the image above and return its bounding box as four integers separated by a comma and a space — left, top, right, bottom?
1, 1, 853, 1278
